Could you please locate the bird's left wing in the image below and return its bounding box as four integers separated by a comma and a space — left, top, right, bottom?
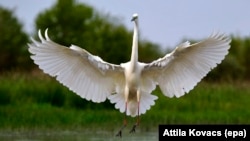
141, 33, 231, 98
28, 29, 124, 103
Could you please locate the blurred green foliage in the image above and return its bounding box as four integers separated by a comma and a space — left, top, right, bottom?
0, 6, 31, 71
0, 73, 250, 130
0, 72, 114, 109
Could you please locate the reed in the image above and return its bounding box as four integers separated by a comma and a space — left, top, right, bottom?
0, 72, 249, 131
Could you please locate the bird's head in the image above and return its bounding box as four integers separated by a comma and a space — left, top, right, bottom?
131, 13, 139, 22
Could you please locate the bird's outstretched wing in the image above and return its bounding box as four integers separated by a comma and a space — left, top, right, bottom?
142, 33, 231, 98
28, 29, 124, 103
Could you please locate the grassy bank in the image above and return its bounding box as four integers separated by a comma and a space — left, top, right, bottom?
0, 72, 250, 132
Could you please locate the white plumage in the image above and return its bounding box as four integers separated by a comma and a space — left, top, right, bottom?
28, 13, 231, 119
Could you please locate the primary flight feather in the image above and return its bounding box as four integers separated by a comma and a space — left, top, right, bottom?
28, 13, 231, 135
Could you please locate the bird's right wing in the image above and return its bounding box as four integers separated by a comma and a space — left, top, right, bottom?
28, 29, 125, 103
142, 33, 231, 98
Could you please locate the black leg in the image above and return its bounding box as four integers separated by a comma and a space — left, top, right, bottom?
116, 124, 126, 137
129, 124, 137, 133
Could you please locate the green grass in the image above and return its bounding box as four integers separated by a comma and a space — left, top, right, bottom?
0, 72, 250, 132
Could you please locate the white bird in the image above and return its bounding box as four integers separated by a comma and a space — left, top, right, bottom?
28, 13, 231, 136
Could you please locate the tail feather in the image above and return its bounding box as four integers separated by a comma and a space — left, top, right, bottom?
139, 92, 158, 115
108, 93, 126, 113
108, 92, 158, 117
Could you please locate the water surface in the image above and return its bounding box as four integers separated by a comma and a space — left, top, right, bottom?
0, 129, 158, 141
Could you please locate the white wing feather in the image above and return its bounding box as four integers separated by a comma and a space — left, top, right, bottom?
28, 29, 124, 103
142, 33, 231, 98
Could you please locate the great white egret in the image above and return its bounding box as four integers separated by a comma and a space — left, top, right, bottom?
28, 13, 231, 137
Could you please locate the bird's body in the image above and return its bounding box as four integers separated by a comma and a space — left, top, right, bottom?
28, 13, 231, 136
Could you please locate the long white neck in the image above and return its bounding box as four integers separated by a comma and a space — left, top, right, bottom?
130, 20, 139, 69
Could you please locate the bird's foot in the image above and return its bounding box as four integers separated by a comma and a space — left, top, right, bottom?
116, 130, 122, 137
129, 124, 137, 133
116, 124, 126, 137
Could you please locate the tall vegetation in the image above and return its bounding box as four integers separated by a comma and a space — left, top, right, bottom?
0, 6, 31, 71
